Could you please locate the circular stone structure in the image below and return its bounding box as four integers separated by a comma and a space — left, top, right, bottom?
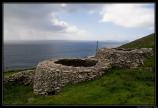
33, 58, 111, 95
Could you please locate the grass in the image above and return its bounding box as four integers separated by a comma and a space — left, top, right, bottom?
119, 33, 155, 48
4, 67, 35, 77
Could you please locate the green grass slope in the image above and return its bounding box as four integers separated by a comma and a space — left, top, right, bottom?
119, 33, 155, 48
3, 67, 155, 105
3, 33, 155, 105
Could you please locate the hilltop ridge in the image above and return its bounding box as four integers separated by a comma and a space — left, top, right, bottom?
119, 33, 155, 48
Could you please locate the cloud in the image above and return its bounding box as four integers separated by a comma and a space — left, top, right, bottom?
4, 4, 65, 32
3, 4, 87, 41
3, 3, 155, 41
60, 3, 67, 7
50, 13, 79, 33
100, 4, 154, 28
56, 4, 104, 13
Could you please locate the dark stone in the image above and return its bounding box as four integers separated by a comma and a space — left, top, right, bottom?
47, 91, 56, 95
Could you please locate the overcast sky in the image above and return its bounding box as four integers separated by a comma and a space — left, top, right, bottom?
3, 3, 155, 42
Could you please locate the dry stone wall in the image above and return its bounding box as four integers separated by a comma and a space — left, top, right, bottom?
4, 70, 35, 85
95, 48, 153, 68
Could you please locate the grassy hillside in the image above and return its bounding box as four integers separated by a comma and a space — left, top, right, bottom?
3, 33, 155, 105
119, 33, 155, 48
3, 67, 155, 105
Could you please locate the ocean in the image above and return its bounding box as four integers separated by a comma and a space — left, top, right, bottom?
3, 40, 125, 71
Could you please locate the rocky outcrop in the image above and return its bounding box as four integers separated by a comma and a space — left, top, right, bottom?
33, 58, 111, 95
4, 70, 35, 85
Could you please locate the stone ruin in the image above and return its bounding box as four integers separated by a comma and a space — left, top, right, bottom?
33, 58, 111, 95
4, 48, 153, 95
4, 70, 35, 85
95, 48, 153, 68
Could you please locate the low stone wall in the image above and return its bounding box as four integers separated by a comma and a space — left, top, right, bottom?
4, 70, 35, 85
33, 58, 111, 95
95, 48, 153, 68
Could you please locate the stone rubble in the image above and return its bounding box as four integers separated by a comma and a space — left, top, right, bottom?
95, 48, 153, 68
4, 70, 35, 85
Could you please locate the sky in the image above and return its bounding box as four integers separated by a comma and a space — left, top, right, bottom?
3, 3, 155, 42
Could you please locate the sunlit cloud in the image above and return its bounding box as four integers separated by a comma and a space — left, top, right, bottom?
100, 4, 154, 29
